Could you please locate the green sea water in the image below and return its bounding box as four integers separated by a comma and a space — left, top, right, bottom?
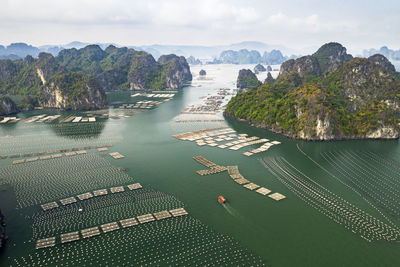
0, 64, 399, 266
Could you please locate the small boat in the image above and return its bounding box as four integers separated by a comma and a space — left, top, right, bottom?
218, 195, 226, 204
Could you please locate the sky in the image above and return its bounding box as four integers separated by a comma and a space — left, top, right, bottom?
1, 0, 399, 53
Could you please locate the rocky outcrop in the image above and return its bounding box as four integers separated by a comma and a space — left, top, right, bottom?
236, 69, 261, 90
266, 65, 272, 71
254, 64, 266, 73
159, 55, 192, 90
199, 69, 206, 76
128, 53, 192, 90
40, 73, 107, 110
368, 54, 396, 73
264, 72, 274, 84
0, 96, 19, 115
279, 56, 321, 78
186, 56, 201, 65
263, 50, 287, 65
313, 42, 353, 73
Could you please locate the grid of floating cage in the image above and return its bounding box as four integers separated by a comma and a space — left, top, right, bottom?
120, 217, 138, 228
170, 208, 189, 217
128, 183, 142, 190
268, 193, 286, 201
93, 189, 108, 197
60, 197, 77, 206
153, 210, 172, 220
173, 127, 281, 156
256, 187, 272, 196
35, 237, 56, 249
61, 232, 80, 244
137, 214, 156, 224
77, 192, 94, 201
243, 183, 260, 191
101, 222, 120, 233
81, 227, 101, 239
2, 125, 269, 266
20, 215, 268, 266
110, 186, 125, 193
41, 202, 59, 211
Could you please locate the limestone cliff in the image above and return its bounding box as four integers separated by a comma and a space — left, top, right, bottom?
159, 55, 192, 90
0, 96, 18, 115
40, 73, 107, 110
225, 42, 400, 141
236, 69, 261, 90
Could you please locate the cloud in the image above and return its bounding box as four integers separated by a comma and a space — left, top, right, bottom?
266, 12, 357, 33
0, 0, 397, 50
0, 0, 259, 28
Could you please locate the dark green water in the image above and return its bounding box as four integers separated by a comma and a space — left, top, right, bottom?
0, 64, 399, 266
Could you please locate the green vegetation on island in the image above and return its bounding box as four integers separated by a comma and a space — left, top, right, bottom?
0, 45, 192, 113
236, 69, 262, 90
225, 42, 400, 140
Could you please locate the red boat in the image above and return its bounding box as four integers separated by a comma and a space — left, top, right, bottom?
218, 195, 226, 204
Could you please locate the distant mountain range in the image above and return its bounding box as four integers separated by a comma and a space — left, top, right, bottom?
0, 41, 294, 61
207, 49, 292, 65
1, 42, 399, 70
363, 46, 400, 61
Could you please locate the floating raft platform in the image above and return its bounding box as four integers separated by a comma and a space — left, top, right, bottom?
127, 183, 142, 190
77, 192, 93, 200
41, 202, 59, 211
268, 193, 286, 201
137, 214, 155, 224
244, 183, 260, 191
60, 197, 77, 206
98, 147, 109, 152
101, 222, 120, 233
93, 189, 108, 196
193, 156, 217, 168
235, 178, 249, 185
72, 117, 82, 123
36, 237, 56, 249
196, 166, 227, 176
62, 116, 75, 123
61, 232, 80, 244
26, 157, 39, 163
81, 227, 100, 239
12, 159, 25, 165
109, 152, 125, 159
120, 217, 138, 228
153, 210, 172, 220
110, 186, 125, 193
169, 208, 188, 217
256, 187, 272, 196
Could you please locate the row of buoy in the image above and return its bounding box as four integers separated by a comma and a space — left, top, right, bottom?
0, 154, 133, 209
321, 150, 400, 219
261, 157, 400, 242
